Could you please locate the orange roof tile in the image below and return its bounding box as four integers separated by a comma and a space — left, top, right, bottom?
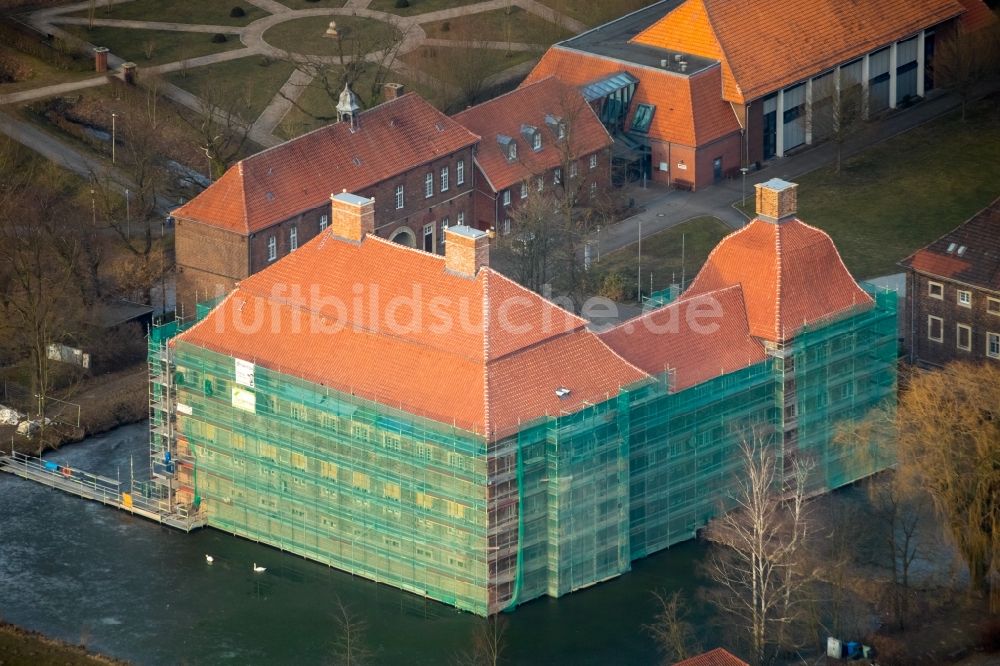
632, 0, 969, 103
172, 93, 480, 234
452, 77, 612, 192
685, 217, 873, 342
174, 231, 648, 439
599, 285, 767, 391
674, 647, 750, 666
524, 46, 740, 147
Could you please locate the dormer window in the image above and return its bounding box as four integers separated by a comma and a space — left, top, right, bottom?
545, 114, 566, 139
497, 134, 517, 161
521, 125, 541, 151
632, 103, 655, 133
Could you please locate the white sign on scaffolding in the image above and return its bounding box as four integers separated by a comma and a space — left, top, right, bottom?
235, 358, 255, 388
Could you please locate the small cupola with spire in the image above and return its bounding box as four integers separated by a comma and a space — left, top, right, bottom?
337, 83, 361, 131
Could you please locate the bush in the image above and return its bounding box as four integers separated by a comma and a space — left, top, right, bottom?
395, 0, 410, 7
0, 54, 34, 83
229, 6, 245, 17
211, 33, 228, 43
597, 272, 629, 302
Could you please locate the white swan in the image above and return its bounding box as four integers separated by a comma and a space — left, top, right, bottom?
205, 554, 214, 564
253, 562, 266, 573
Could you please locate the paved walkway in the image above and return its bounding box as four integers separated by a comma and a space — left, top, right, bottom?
597, 88, 987, 259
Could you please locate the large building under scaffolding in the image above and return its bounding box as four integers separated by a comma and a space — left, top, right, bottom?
148, 180, 897, 615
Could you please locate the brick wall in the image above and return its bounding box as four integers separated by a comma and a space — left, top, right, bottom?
175, 219, 249, 316
908, 271, 1000, 366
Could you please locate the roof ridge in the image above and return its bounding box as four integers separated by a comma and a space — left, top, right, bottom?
601, 283, 746, 335
482, 269, 491, 438
237, 161, 249, 232
774, 220, 783, 341
685, 219, 756, 293
790, 217, 874, 312
484, 268, 589, 330
453, 75, 558, 121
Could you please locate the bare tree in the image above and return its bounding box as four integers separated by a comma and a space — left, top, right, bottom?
328, 597, 371, 666
894, 362, 1000, 612
869, 474, 926, 630
809, 74, 868, 174
935, 24, 999, 122
644, 590, 700, 664
704, 438, 814, 666
173, 76, 254, 179
493, 191, 559, 293
452, 614, 507, 666
420, 25, 510, 111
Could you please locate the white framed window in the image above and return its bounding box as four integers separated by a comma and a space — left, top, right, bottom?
532, 132, 542, 151
457, 211, 464, 226
988, 332, 1000, 359
589, 153, 598, 169
289, 225, 298, 251
425, 173, 433, 198
267, 235, 277, 261
553, 168, 562, 185
590, 182, 598, 196
520, 181, 528, 199
570, 161, 578, 178
988, 297, 1000, 316
395, 184, 404, 209
456, 159, 465, 185
502, 218, 511, 235
928, 281, 943, 299
956, 323, 972, 351
423, 223, 434, 253
440, 166, 449, 192
928, 315, 943, 342
957, 290, 972, 307
510, 142, 517, 160
502, 190, 511, 206
440, 217, 449, 248
319, 214, 328, 231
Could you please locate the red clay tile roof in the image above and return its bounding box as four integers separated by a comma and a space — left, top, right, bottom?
599, 285, 767, 391
632, 0, 970, 103
452, 77, 612, 192
174, 231, 649, 439
172, 93, 480, 234
685, 217, 873, 342
524, 46, 740, 147
900, 196, 1000, 291
674, 647, 750, 666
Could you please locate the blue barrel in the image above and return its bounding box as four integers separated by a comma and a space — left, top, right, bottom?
44, 461, 59, 472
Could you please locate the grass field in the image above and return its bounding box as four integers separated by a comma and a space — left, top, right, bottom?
737, 95, 1000, 279
67, 0, 268, 26
275, 0, 346, 8
262, 15, 400, 57
368, 0, 482, 16
536, 0, 656, 27
421, 7, 570, 44
0, 44, 96, 94
167, 57, 295, 123
594, 216, 732, 299
60, 26, 244, 66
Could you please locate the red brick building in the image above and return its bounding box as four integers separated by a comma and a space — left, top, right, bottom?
451, 77, 613, 235
900, 197, 1000, 366
172, 88, 479, 315
526, 0, 993, 190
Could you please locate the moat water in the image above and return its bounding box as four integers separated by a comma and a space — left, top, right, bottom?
0, 422, 711, 664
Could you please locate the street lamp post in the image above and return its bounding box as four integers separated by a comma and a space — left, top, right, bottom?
741, 166, 749, 207
125, 187, 130, 239
111, 112, 117, 164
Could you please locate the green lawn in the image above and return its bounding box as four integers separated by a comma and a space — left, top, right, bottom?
60, 26, 244, 66
67, 0, 267, 26
594, 216, 732, 300
275, 0, 346, 7
368, 0, 483, 17
402, 44, 537, 80
167, 57, 296, 123
421, 6, 571, 44
262, 15, 400, 57
737, 96, 1000, 279
0, 44, 96, 94
536, 0, 656, 27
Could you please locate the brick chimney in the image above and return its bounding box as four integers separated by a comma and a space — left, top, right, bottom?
445, 225, 489, 278
94, 47, 109, 73
383, 82, 405, 101
755, 178, 798, 223
330, 191, 375, 242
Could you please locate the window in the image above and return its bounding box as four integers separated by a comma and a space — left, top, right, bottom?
510, 142, 517, 160
590, 182, 598, 196
536, 177, 543, 192
554, 168, 562, 185
289, 225, 298, 251
988, 297, 1000, 316
958, 290, 972, 307
440, 217, 449, 247
928, 281, 943, 299
989, 332, 1000, 359
267, 235, 277, 261
423, 223, 434, 253
425, 172, 433, 198
440, 166, 449, 192
319, 214, 328, 231
395, 184, 404, 209
520, 181, 528, 199
589, 153, 598, 169
632, 103, 655, 132
502, 189, 511, 206
957, 323, 972, 351
928, 315, 943, 342
570, 161, 578, 178
502, 218, 511, 235
532, 132, 541, 151
457, 211, 464, 226
457, 159, 465, 185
